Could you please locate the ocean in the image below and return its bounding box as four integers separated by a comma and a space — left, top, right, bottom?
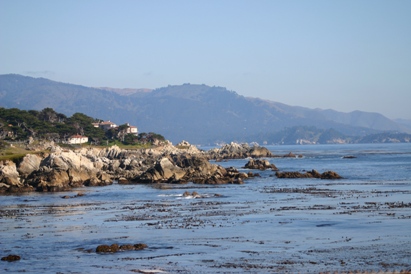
1, 143, 410, 273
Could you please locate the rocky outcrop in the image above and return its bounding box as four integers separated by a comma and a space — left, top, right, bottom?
249, 146, 275, 158
1, 140, 338, 193
175, 140, 202, 154
23, 147, 114, 192
1, 141, 254, 193
207, 143, 274, 160
0, 160, 34, 193
275, 169, 342, 179
133, 153, 247, 185
134, 156, 187, 183
243, 159, 278, 170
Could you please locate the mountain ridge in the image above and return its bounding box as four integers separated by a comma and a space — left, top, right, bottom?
1, 74, 409, 144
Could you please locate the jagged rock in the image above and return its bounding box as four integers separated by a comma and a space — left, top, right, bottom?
207, 143, 274, 160
84, 172, 113, 186
34, 170, 71, 192
0, 160, 21, 186
100, 145, 123, 159
134, 153, 248, 185
175, 140, 201, 153
244, 159, 278, 170
18, 154, 42, 177
136, 156, 187, 183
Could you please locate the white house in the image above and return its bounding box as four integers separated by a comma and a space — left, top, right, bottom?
67, 134, 89, 144
98, 120, 118, 131
124, 123, 138, 135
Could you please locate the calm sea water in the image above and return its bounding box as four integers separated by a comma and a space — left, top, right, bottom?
1, 143, 410, 273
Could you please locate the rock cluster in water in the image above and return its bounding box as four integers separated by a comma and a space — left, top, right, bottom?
207, 142, 274, 160
96, 243, 147, 253
0, 140, 342, 194
243, 159, 278, 170
0, 141, 262, 193
275, 170, 342, 179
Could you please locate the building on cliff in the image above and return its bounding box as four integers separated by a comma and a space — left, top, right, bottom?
93, 121, 138, 136
96, 120, 118, 131
122, 123, 138, 135
67, 134, 89, 144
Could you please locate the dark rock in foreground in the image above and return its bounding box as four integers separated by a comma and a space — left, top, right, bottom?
275, 169, 342, 179
1, 255, 21, 262
96, 243, 148, 253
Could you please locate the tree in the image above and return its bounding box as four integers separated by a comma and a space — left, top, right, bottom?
39, 108, 59, 123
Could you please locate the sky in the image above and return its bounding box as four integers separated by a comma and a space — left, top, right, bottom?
1, 0, 411, 120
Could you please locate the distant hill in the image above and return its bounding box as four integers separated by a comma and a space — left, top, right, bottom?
1, 74, 410, 144
395, 118, 411, 129
97, 87, 152, 96
248, 125, 411, 145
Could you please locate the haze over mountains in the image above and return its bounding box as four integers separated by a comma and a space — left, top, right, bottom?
0, 74, 410, 144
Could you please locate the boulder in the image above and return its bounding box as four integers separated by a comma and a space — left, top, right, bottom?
244, 159, 278, 170
320, 170, 342, 179
0, 160, 22, 187
34, 170, 71, 192
135, 156, 187, 183
17, 154, 42, 177
1, 255, 21, 262
84, 172, 113, 186
249, 147, 274, 158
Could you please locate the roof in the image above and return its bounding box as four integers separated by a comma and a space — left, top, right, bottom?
100, 121, 116, 125
69, 134, 88, 138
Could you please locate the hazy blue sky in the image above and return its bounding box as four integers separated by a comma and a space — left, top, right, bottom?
1, 0, 411, 119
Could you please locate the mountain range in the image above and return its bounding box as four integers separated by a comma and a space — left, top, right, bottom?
1, 74, 410, 144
